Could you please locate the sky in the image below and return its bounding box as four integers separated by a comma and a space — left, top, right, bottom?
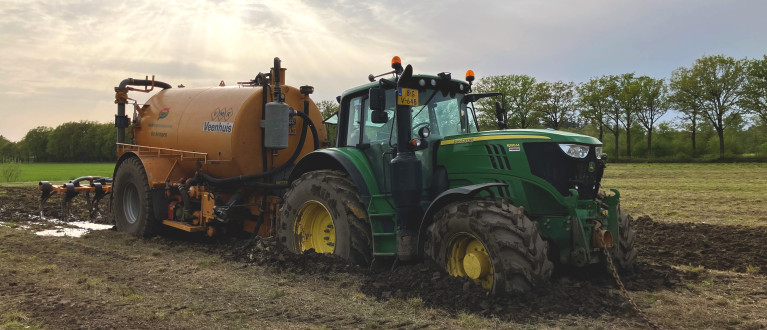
1, 0, 766, 142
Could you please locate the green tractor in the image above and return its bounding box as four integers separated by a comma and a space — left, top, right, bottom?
279, 57, 637, 295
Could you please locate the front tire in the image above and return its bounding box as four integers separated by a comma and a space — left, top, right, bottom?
278, 170, 372, 265
608, 211, 637, 272
426, 199, 553, 295
113, 157, 156, 236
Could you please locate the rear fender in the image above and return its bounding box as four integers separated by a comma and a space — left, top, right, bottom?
289, 149, 379, 207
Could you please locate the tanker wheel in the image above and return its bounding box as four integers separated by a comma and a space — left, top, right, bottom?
606, 211, 637, 272
113, 157, 156, 237
278, 170, 372, 265
426, 199, 553, 295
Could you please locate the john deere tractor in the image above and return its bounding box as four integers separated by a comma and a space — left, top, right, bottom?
279, 57, 636, 295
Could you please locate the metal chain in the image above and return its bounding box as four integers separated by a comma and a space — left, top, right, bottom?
603, 248, 663, 330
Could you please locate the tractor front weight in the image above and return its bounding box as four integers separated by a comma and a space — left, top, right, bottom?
540, 188, 622, 266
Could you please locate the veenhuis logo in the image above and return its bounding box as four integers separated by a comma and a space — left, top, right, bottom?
211, 107, 233, 121
158, 107, 170, 119
203, 106, 234, 133
203, 121, 233, 133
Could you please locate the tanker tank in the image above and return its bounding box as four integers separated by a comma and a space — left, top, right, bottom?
119, 64, 326, 185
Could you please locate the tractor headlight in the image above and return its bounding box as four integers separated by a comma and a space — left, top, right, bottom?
594, 146, 603, 157
559, 144, 590, 158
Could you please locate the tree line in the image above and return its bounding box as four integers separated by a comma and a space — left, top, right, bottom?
2, 54, 765, 164
0, 122, 116, 162
472, 54, 767, 160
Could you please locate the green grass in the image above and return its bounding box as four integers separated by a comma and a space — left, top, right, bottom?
602, 163, 767, 226
1, 163, 114, 183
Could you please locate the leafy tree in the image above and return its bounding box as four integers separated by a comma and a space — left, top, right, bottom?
669, 67, 706, 157
616, 73, 642, 158
577, 77, 611, 141
0, 135, 16, 162
46, 122, 93, 162
740, 55, 767, 125
18, 126, 53, 162
474, 75, 541, 129
536, 81, 576, 130
635, 76, 669, 157
602, 75, 623, 160
692, 55, 747, 157
317, 100, 339, 146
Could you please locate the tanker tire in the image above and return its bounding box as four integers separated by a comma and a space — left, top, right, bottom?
113, 157, 156, 237
426, 199, 553, 295
607, 211, 637, 272
278, 170, 372, 265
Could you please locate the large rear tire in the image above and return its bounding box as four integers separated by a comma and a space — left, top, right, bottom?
425, 199, 553, 295
278, 170, 372, 265
113, 157, 156, 237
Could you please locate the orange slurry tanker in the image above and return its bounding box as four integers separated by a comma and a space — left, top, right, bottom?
109, 57, 324, 237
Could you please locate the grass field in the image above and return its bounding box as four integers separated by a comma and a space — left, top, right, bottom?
0, 163, 114, 183
2, 163, 767, 329
602, 163, 767, 226
2, 162, 766, 226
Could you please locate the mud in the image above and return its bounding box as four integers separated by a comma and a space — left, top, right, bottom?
3, 186, 767, 326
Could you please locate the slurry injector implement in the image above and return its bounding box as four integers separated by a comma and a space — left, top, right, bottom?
39, 176, 113, 218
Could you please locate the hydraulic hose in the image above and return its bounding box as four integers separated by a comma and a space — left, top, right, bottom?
293, 111, 319, 150
115, 78, 172, 143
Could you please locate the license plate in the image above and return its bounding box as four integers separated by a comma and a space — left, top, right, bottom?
397, 88, 419, 106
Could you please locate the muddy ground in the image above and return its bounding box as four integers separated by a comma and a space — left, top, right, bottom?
1, 186, 767, 329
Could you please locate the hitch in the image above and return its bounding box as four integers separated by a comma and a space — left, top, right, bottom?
38, 176, 113, 219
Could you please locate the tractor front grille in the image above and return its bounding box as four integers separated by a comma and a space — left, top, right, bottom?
523, 142, 604, 200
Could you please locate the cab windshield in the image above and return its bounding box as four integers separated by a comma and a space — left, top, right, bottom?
345, 88, 477, 146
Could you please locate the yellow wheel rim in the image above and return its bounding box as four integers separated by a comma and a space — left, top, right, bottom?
295, 200, 335, 254
447, 234, 493, 291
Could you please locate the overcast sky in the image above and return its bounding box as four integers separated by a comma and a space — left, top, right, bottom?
1, 0, 766, 141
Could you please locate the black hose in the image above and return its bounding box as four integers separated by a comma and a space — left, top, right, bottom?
115, 78, 172, 143
293, 111, 319, 150
118, 78, 172, 90
69, 176, 113, 186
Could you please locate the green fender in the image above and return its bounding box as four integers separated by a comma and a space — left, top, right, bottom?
289, 148, 381, 207
416, 182, 507, 256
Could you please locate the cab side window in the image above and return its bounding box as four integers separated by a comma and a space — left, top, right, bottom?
345, 97, 363, 146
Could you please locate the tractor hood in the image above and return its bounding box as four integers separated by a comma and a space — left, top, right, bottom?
436, 129, 606, 215
439, 129, 602, 146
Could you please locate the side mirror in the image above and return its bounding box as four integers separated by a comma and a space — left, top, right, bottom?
371, 110, 389, 124
495, 101, 507, 129
369, 88, 385, 111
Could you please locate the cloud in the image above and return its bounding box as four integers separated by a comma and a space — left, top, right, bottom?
1, 0, 766, 141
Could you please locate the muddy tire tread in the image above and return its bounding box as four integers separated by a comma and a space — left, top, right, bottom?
278, 170, 372, 265
427, 199, 553, 295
